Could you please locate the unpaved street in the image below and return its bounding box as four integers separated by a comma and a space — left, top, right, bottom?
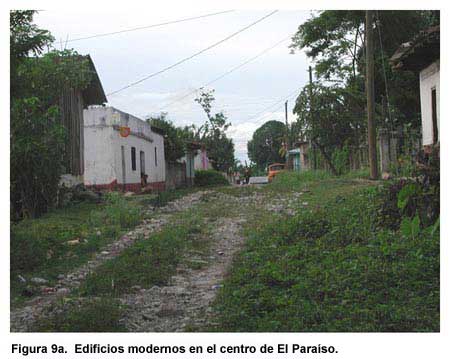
11, 186, 298, 332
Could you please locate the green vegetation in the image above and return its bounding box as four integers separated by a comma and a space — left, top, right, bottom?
80, 211, 204, 296
247, 120, 286, 170
32, 200, 214, 332
11, 11, 94, 220
11, 193, 145, 306
138, 187, 196, 208
34, 298, 127, 332
210, 174, 439, 332
194, 170, 229, 187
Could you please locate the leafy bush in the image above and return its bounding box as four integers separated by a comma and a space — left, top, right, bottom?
11, 49, 93, 220
11, 99, 66, 220
194, 170, 229, 187
10, 228, 49, 272
90, 192, 141, 229
332, 144, 350, 175
376, 146, 440, 231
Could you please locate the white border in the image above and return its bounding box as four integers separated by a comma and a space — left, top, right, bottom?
1, 1, 448, 358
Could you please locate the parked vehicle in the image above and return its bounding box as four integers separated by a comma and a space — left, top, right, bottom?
267, 163, 285, 182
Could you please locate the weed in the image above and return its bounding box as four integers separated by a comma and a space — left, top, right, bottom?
210, 182, 439, 332
34, 298, 127, 332
80, 212, 204, 296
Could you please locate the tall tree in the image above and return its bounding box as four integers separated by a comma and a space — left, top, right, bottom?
10, 10, 53, 98
290, 10, 439, 128
293, 84, 366, 175
247, 120, 286, 170
10, 11, 93, 219
194, 89, 235, 171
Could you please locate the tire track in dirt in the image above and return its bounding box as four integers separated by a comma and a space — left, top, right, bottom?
10, 191, 211, 332
120, 215, 246, 332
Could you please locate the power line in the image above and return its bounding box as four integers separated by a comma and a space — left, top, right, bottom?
158, 34, 291, 111
60, 10, 235, 44
246, 86, 302, 122
107, 10, 279, 97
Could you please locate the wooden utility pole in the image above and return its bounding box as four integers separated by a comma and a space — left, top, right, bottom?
365, 10, 378, 179
285, 100, 290, 169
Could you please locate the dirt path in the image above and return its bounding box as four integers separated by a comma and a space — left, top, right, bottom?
120, 216, 246, 332
11, 186, 297, 332
10, 190, 211, 332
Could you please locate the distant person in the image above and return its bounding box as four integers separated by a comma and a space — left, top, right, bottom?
244, 168, 251, 184
141, 173, 148, 187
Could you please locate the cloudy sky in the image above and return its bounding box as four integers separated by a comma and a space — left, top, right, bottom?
35, 9, 312, 163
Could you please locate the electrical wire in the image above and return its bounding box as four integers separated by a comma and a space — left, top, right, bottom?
107, 10, 279, 97
60, 10, 235, 44
158, 34, 291, 110
245, 86, 302, 122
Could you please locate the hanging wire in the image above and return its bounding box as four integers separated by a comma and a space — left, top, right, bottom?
375, 10, 394, 133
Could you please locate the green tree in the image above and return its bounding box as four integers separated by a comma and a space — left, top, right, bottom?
147, 113, 195, 162
194, 89, 235, 172
247, 120, 286, 170
10, 11, 93, 219
10, 10, 53, 98
293, 84, 366, 175
290, 10, 439, 128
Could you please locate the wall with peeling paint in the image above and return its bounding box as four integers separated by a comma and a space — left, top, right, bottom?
84, 106, 166, 190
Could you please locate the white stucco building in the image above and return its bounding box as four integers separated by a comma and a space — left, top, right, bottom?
390, 25, 440, 147
84, 106, 166, 192
419, 60, 440, 146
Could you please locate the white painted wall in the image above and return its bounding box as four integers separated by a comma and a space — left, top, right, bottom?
84, 107, 117, 186
84, 106, 166, 186
419, 60, 440, 146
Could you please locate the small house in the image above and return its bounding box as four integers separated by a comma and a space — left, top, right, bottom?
287, 141, 310, 171
83, 106, 166, 192
181, 142, 212, 186
390, 25, 440, 148
193, 145, 212, 171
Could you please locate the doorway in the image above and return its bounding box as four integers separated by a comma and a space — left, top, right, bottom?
431, 88, 438, 144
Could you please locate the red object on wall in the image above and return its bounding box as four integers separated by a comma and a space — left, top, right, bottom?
119, 126, 131, 137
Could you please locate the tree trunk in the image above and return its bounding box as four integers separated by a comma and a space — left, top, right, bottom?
312, 139, 338, 175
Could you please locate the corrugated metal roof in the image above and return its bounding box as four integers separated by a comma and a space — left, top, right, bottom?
390, 25, 440, 71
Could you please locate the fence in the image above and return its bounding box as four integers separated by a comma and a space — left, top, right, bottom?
308, 125, 422, 175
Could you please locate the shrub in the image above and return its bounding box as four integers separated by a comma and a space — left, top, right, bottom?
11, 50, 93, 221
10, 229, 48, 272
90, 192, 141, 229
194, 170, 229, 187
11, 99, 66, 220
